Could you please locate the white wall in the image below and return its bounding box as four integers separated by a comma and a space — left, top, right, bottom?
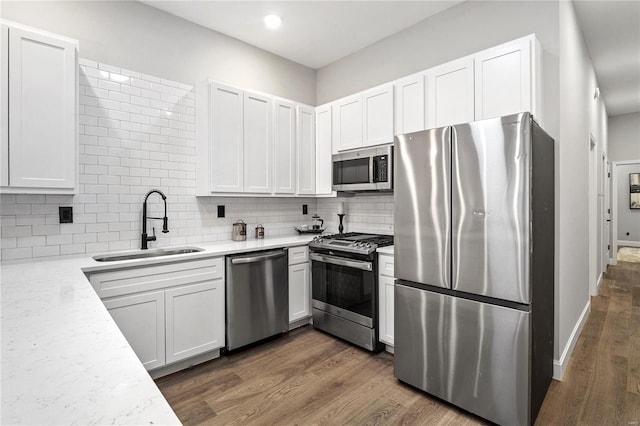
316, 0, 560, 138
555, 0, 608, 378
0, 1, 317, 105
0, 60, 317, 260
615, 162, 640, 244
609, 113, 640, 161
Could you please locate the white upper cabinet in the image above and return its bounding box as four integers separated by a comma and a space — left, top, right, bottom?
273, 98, 296, 194
474, 35, 540, 122
1, 22, 78, 194
209, 82, 244, 193
197, 81, 328, 197
243, 90, 272, 193
297, 104, 315, 195
332, 84, 394, 152
394, 73, 425, 135
426, 56, 474, 129
362, 84, 394, 147
315, 104, 333, 195
332, 94, 362, 153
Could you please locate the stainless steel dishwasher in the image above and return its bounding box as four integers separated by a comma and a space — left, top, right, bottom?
225, 248, 289, 351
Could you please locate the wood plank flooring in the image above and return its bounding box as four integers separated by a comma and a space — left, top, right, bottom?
535, 260, 640, 425
156, 261, 640, 425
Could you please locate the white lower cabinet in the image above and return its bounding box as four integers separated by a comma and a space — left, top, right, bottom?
378, 253, 395, 347
165, 281, 225, 364
89, 257, 225, 373
103, 290, 166, 370
288, 245, 311, 324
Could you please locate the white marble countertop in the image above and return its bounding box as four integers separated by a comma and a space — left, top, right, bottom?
1, 235, 314, 425
377, 245, 394, 255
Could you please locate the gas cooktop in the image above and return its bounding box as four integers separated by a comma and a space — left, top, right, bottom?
309, 232, 394, 255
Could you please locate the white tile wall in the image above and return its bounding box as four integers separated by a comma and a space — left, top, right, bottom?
0, 60, 318, 260
317, 195, 394, 235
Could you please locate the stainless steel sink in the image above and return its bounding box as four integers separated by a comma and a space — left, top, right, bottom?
93, 247, 204, 262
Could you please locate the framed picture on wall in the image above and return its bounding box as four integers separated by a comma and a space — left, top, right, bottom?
630, 173, 640, 209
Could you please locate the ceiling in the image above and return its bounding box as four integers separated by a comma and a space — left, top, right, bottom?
142, 0, 639, 116
573, 0, 640, 116
140, 1, 462, 69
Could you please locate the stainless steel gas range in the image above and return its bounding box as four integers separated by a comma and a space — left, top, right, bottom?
309, 232, 394, 352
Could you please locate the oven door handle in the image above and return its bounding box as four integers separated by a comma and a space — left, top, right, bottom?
310, 253, 372, 271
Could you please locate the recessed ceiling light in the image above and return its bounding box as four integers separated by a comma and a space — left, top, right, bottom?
264, 14, 282, 30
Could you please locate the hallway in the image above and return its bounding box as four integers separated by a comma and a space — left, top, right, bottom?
536, 259, 640, 424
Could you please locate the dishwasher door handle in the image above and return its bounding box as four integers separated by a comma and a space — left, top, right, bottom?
310, 253, 372, 271
230, 250, 286, 265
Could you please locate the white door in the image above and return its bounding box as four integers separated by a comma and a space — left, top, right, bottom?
297, 104, 315, 195
378, 275, 395, 346
244, 90, 272, 193
104, 291, 166, 371
288, 262, 310, 322
362, 84, 394, 147
474, 37, 531, 120
315, 104, 333, 194
394, 72, 425, 135
7, 26, 76, 189
604, 158, 611, 267
211, 82, 243, 192
333, 94, 363, 152
273, 99, 296, 194
165, 280, 224, 364
426, 56, 474, 129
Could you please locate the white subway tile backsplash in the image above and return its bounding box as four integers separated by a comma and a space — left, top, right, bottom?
33, 246, 60, 258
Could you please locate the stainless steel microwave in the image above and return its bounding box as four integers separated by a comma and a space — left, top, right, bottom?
332, 145, 393, 192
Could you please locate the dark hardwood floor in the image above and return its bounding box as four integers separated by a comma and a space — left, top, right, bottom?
156, 261, 640, 425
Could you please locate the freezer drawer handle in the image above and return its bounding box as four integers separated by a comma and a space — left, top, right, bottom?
230, 250, 286, 265
310, 253, 372, 271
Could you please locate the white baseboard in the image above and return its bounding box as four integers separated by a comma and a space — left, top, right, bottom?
385, 344, 394, 354
596, 273, 603, 294
618, 240, 640, 248
553, 300, 591, 380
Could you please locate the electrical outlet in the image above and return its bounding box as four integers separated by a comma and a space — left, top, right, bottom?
302, 204, 308, 215
217, 205, 225, 218
59, 206, 73, 223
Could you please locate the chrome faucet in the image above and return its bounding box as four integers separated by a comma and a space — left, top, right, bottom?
141, 189, 169, 250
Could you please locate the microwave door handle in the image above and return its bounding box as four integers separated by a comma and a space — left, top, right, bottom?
310, 253, 373, 271
370, 155, 375, 183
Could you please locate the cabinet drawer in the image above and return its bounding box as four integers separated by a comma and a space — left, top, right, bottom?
288, 245, 309, 265
379, 254, 394, 277
89, 257, 224, 299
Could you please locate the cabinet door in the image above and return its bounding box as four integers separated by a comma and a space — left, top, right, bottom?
362, 84, 394, 147
315, 105, 333, 194
244, 90, 272, 193
273, 98, 296, 194
379, 275, 395, 346
474, 37, 531, 121
211, 82, 243, 192
394, 73, 425, 135
104, 291, 166, 371
333, 94, 362, 152
426, 56, 474, 129
165, 280, 225, 364
297, 104, 315, 195
7, 26, 76, 190
289, 262, 310, 322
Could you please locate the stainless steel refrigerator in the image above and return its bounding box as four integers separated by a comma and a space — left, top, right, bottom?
394, 112, 554, 426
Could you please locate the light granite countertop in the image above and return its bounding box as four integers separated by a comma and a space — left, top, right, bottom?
377, 245, 394, 255
1, 235, 314, 425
